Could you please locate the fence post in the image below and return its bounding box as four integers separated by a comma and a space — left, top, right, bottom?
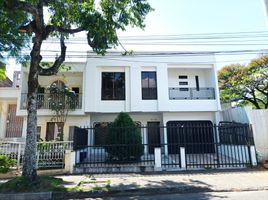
70, 151, 76, 173
250, 146, 257, 166
180, 147, 186, 169
17, 143, 22, 168
154, 147, 162, 171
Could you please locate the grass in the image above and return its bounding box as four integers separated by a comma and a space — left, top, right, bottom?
0, 176, 66, 193
0, 176, 112, 193
73, 179, 111, 192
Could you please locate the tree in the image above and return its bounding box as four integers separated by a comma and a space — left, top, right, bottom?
218, 56, 268, 109
106, 112, 143, 162
1, 0, 152, 181
47, 81, 77, 141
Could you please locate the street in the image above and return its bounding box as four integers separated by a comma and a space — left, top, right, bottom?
84, 190, 268, 200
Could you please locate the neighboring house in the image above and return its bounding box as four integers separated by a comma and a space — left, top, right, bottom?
15, 52, 221, 145
0, 72, 24, 141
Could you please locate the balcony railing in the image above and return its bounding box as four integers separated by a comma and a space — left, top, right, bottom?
169, 87, 215, 100
20, 93, 82, 109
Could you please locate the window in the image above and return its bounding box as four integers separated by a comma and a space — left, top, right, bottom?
195, 76, 199, 91
141, 71, 157, 100
102, 72, 125, 100
37, 126, 41, 141
178, 75, 188, 79
179, 88, 189, 91
72, 87, 80, 94
179, 81, 188, 85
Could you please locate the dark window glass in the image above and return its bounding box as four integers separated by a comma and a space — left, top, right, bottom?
179, 81, 188, 85
178, 75, 188, 79
37, 126, 41, 141
102, 72, 125, 100
179, 88, 189, 91
72, 87, 80, 94
195, 76, 200, 91
38, 87, 45, 93
141, 71, 157, 100
94, 123, 109, 146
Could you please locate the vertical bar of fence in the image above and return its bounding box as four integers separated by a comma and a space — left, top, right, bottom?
214, 124, 220, 168
17, 143, 21, 168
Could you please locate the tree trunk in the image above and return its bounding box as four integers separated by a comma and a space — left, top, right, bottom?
22, 35, 42, 181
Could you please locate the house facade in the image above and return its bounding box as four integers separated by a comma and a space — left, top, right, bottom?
2, 52, 258, 171
14, 52, 221, 143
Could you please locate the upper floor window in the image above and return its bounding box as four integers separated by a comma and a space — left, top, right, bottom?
141, 71, 157, 100
102, 72, 125, 100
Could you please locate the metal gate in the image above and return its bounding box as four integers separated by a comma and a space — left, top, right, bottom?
73, 122, 254, 173
167, 122, 254, 169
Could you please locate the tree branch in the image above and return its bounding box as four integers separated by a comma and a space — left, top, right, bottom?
38, 34, 66, 76
44, 25, 84, 39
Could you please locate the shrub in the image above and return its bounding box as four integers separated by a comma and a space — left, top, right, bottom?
0, 155, 16, 173
105, 112, 143, 162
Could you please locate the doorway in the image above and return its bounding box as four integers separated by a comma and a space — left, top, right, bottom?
147, 122, 161, 154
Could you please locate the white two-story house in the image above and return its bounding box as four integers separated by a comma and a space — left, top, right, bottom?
14, 52, 221, 151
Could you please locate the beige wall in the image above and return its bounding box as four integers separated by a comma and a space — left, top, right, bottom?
0, 88, 20, 139
33, 115, 91, 141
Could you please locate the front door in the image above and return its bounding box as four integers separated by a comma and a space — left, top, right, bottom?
5, 104, 23, 138
147, 122, 161, 154
46, 122, 64, 141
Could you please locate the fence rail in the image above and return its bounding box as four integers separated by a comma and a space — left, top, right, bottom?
169, 87, 215, 100
0, 141, 73, 169
20, 93, 82, 110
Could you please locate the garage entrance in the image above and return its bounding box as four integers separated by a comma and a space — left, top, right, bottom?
167, 121, 215, 154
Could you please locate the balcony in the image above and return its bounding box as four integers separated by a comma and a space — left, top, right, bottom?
169, 87, 215, 100
20, 93, 82, 109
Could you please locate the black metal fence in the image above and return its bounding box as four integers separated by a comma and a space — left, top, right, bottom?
73, 122, 254, 172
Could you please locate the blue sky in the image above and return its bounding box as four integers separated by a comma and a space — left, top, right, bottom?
6, 0, 268, 79
120, 0, 266, 35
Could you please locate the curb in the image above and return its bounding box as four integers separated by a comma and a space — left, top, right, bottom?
0, 192, 52, 200
53, 186, 268, 199
1, 186, 268, 200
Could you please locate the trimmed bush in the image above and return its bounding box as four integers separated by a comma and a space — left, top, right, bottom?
0, 155, 16, 173
105, 112, 143, 162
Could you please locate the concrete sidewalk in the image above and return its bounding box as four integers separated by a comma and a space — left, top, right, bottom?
57, 169, 268, 194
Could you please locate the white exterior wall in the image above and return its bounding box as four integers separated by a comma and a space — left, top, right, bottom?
162, 112, 215, 125
12, 52, 221, 141
91, 113, 162, 126
167, 68, 213, 88
85, 53, 220, 113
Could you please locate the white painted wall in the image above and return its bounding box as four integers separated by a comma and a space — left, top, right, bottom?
91, 113, 162, 126
167, 68, 213, 88
162, 112, 215, 125
247, 110, 268, 161
85, 53, 220, 113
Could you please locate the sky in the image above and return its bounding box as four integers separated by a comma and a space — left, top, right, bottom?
5, 0, 268, 79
